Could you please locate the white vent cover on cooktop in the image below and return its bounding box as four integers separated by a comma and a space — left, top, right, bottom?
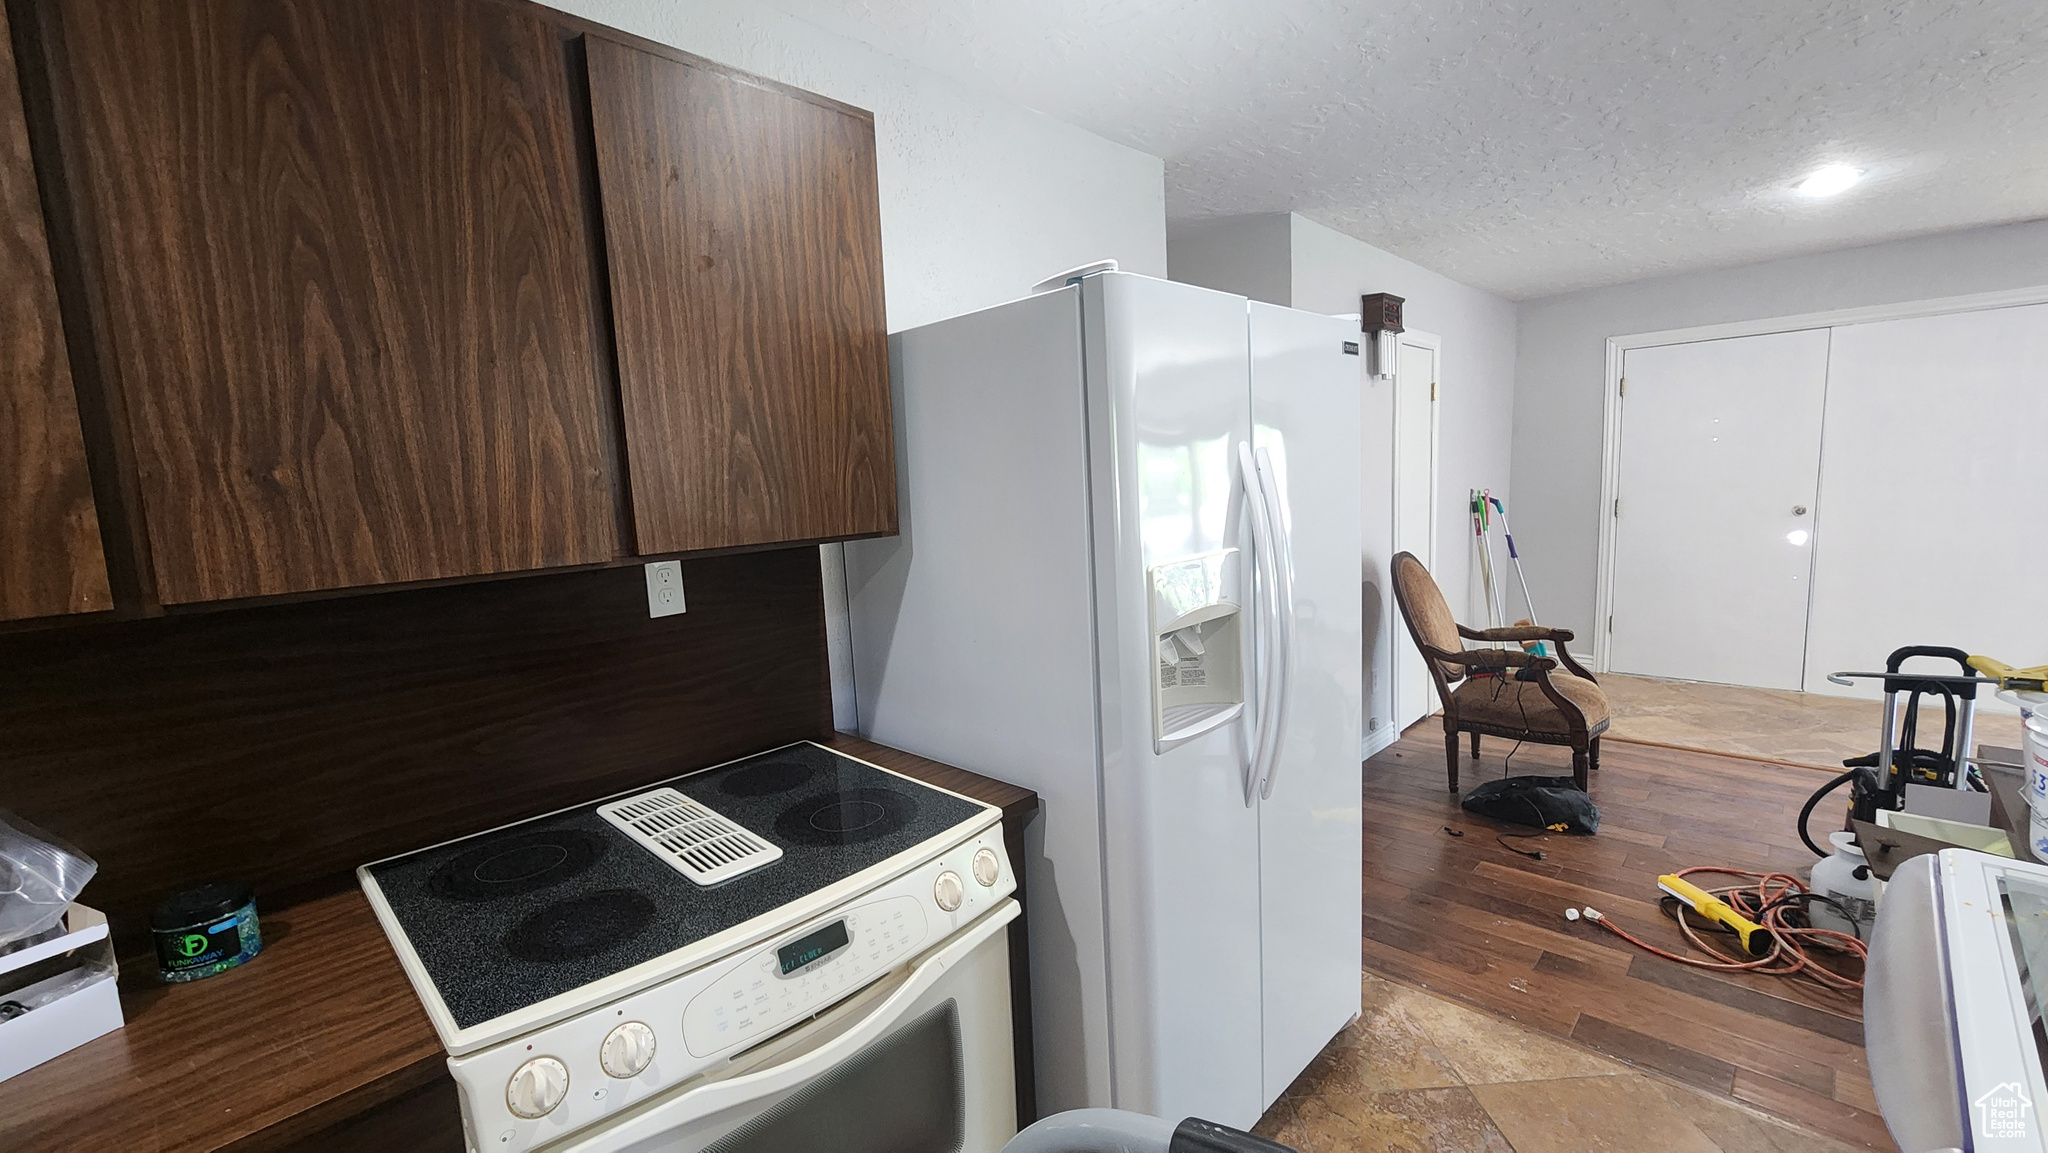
598, 788, 782, 886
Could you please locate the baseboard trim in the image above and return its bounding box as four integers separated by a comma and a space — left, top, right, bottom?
1362, 725, 1400, 762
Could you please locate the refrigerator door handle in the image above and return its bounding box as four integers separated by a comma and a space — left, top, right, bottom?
1237, 441, 1278, 807
1254, 446, 1295, 800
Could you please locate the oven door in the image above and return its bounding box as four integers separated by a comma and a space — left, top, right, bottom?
553, 899, 1018, 1153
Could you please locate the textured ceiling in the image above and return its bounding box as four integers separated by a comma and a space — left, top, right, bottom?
769, 0, 2048, 299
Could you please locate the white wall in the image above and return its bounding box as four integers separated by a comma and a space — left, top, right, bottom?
1169, 214, 1519, 741
1163, 215, 1292, 308
1290, 217, 1520, 621
1513, 217, 2048, 642
543, 0, 1168, 728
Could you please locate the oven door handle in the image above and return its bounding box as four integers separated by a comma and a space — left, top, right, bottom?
563, 898, 1019, 1150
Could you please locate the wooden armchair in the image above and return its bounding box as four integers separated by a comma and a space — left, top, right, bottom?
1389, 552, 1608, 792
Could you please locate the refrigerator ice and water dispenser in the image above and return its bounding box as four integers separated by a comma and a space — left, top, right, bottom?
1149, 549, 1245, 751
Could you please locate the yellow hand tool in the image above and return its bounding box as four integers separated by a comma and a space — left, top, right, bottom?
1657, 874, 1773, 956
1967, 655, 2048, 693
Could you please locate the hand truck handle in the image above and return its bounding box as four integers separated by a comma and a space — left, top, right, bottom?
1883, 646, 1979, 699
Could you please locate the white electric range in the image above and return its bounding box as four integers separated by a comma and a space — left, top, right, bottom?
360, 741, 1020, 1153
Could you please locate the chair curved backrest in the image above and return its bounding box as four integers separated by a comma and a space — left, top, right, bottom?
1391, 552, 1465, 686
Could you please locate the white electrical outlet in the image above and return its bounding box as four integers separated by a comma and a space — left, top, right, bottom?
644, 560, 686, 618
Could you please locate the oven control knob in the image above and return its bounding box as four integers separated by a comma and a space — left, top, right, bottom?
600, 1021, 657, 1078
972, 848, 1001, 887
507, 1056, 569, 1119
934, 870, 964, 912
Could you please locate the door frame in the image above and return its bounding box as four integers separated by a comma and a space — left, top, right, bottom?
1590, 283, 2048, 674
1391, 329, 1440, 731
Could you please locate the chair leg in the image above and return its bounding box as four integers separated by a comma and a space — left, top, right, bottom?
1572, 747, 1590, 792
1445, 730, 1460, 793
1470, 731, 1481, 760
1590, 738, 1602, 772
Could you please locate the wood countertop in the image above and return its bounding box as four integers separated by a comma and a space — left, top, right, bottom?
0, 736, 1037, 1152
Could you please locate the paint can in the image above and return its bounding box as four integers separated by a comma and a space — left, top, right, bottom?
2029, 717, 2048, 810
2000, 691, 2048, 809
2032, 803, 2048, 865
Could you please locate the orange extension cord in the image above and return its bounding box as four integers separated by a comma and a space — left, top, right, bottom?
1582, 867, 1869, 993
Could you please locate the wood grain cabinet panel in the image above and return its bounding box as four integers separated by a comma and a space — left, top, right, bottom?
54, 0, 620, 603
0, 3, 110, 621
586, 38, 895, 554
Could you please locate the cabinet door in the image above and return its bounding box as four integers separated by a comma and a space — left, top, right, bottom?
56, 0, 620, 603
587, 39, 894, 554
0, 3, 110, 621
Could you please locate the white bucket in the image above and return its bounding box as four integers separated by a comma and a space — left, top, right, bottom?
2032, 803, 2048, 864
2028, 712, 2048, 811
2003, 690, 2048, 808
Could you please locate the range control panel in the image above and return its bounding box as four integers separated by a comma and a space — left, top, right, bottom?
448, 823, 1014, 1153
681, 895, 928, 1055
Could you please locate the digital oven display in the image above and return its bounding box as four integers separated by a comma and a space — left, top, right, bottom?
778, 920, 851, 974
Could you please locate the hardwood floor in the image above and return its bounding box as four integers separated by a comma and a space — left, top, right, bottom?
1361, 726, 1894, 1151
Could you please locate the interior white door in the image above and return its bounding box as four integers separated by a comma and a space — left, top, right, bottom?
1607, 331, 1830, 689
1803, 302, 2048, 699
1392, 336, 1439, 729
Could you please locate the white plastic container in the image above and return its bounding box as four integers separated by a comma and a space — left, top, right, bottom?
0, 903, 124, 1083
2032, 804, 2048, 865
1809, 831, 1883, 939
1996, 690, 2047, 802
2026, 712, 2048, 811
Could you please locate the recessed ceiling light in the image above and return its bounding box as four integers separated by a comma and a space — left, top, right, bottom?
1796, 164, 1862, 198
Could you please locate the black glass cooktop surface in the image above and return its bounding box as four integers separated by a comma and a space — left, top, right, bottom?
365, 743, 991, 1031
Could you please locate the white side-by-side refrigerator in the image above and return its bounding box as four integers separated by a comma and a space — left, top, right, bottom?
846, 270, 1362, 1129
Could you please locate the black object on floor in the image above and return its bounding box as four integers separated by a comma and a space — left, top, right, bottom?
1460, 774, 1599, 835
1169, 1117, 1297, 1152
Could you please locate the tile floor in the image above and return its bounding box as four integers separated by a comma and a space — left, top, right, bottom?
1598, 673, 2023, 771
1253, 971, 1864, 1153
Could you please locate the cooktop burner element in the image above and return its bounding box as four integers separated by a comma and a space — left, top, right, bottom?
716, 757, 818, 798
428, 829, 607, 903
362, 742, 992, 1032
775, 786, 917, 846
503, 889, 657, 964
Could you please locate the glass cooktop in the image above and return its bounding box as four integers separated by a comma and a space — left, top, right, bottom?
364, 742, 992, 1030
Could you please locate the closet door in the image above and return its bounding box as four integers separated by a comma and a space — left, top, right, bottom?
1803, 303, 2048, 695
1607, 330, 1830, 688
1390, 335, 1438, 729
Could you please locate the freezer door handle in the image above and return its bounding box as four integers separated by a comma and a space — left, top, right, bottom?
1253, 445, 1295, 800
1238, 442, 1279, 807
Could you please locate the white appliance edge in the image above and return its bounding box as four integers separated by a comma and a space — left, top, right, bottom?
848, 271, 1364, 1127
357, 740, 1003, 1057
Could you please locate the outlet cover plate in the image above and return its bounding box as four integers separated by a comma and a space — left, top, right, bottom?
645, 560, 686, 618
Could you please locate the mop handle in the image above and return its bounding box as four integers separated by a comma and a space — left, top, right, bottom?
1487, 495, 1519, 559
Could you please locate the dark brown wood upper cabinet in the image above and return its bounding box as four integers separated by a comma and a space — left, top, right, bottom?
0, 2, 110, 621
586, 37, 896, 554
52, 0, 621, 604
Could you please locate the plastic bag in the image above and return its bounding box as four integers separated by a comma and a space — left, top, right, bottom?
0, 812, 97, 949
1460, 775, 1600, 835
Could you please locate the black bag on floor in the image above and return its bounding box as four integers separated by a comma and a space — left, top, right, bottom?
1460, 775, 1599, 835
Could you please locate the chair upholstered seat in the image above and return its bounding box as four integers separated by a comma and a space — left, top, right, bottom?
1451, 672, 1610, 735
